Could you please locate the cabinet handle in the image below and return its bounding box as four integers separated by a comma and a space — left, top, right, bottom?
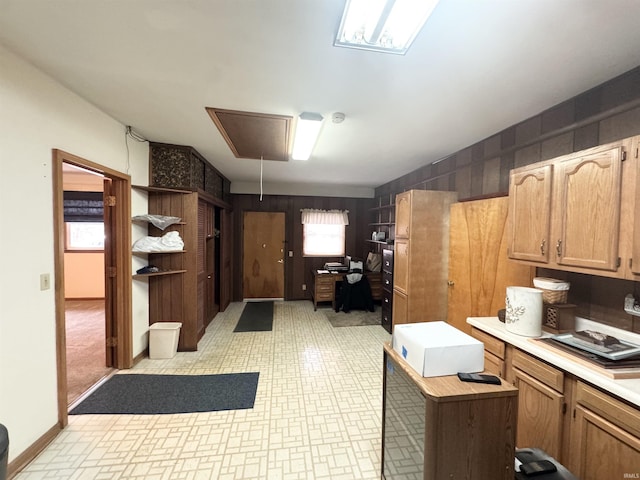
556, 239, 562, 257
540, 239, 545, 255
447, 280, 455, 287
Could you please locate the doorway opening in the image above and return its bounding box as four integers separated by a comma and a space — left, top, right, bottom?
53, 149, 133, 427
61, 163, 113, 406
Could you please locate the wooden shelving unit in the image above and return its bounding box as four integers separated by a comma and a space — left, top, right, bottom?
133, 270, 187, 279
367, 194, 396, 254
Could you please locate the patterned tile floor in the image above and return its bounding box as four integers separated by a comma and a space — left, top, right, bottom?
15, 301, 391, 480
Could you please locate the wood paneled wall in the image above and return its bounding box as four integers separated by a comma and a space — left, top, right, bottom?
374, 65, 640, 334
231, 194, 374, 301
376, 66, 640, 201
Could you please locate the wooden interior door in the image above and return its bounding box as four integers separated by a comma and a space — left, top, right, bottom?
102, 178, 116, 368
447, 197, 534, 335
243, 211, 285, 299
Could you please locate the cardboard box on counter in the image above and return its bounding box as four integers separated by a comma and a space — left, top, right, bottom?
392, 321, 484, 377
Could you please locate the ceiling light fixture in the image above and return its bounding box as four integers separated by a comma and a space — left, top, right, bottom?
291, 112, 324, 161
334, 0, 440, 55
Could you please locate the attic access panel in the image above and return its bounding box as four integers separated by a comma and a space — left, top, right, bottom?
206, 107, 292, 162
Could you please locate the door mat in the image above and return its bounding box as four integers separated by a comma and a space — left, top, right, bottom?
323, 306, 382, 328
234, 301, 274, 332
69, 373, 259, 415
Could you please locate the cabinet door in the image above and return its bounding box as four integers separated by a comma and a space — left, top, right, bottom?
513, 368, 564, 459
508, 164, 553, 262
395, 191, 411, 239
571, 382, 640, 479
393, 239, 409, 294
197, 200, 208, 336
572, 406, 640, 480
392, 290, 408, 327
555, 147, 622, 271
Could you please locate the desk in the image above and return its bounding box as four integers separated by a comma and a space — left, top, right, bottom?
311, 269, 381, 310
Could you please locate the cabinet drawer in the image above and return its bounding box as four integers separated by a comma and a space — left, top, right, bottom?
383, 249, 394, 272
471, 328, 506, 359
513, 349, 564, 393
382, 291, 393, 309
484, 351, 505, 378
575, 381, 640, 437
382, 270, 393, 290
315, 283, 334, 293
382, 303, 392, 326
315, 292, 334, 301
315, 276, 334, 287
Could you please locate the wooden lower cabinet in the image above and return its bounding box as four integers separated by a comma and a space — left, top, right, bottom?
382, 344, 517, 480
569, 381, 640, 479
471, 328, 640, 475
311, 272, 335, 310
512, 364, 565, 458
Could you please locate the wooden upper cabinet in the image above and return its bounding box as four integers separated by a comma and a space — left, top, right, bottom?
508, 164, 553, 263
555, 148, 622, 271
508, 140, 633, 278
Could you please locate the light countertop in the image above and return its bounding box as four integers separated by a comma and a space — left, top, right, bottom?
467, 316, 640, 408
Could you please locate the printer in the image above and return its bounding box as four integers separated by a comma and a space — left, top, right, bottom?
323, 262, 348, 272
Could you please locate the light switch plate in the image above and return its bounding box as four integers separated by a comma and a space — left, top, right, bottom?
40, 273, 51, 291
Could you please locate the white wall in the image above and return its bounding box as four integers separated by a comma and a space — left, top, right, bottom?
0, 44, 150, 462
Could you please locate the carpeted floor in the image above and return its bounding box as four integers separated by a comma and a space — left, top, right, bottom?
65, 299, 113, 405
69, 372, 260, 415
322, 305, 382, 327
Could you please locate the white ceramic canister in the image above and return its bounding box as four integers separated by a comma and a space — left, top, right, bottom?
505, 286, 543, 337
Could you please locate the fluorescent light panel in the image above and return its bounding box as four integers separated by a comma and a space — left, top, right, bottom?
292, 112, 323, 161
335, 0, 440, 55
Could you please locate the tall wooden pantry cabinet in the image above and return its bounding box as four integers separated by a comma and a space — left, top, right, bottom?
392, 190, 458, 329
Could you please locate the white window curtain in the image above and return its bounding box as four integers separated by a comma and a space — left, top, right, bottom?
300, 209, 349, 225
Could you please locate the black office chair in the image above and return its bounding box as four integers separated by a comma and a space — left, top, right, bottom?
335, 263, 374, 313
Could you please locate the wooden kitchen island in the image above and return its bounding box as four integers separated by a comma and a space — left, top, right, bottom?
382, 343, 518, 480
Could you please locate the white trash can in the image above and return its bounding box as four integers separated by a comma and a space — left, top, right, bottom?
149, 322, 182, 359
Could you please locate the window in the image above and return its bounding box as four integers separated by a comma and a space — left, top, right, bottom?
303, 224, 346, 256
65, 222, 104, 251
301, 209, 349, 257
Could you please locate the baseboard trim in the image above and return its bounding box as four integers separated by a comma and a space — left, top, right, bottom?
7, 423, 61, 479
64, 297, 105, 301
